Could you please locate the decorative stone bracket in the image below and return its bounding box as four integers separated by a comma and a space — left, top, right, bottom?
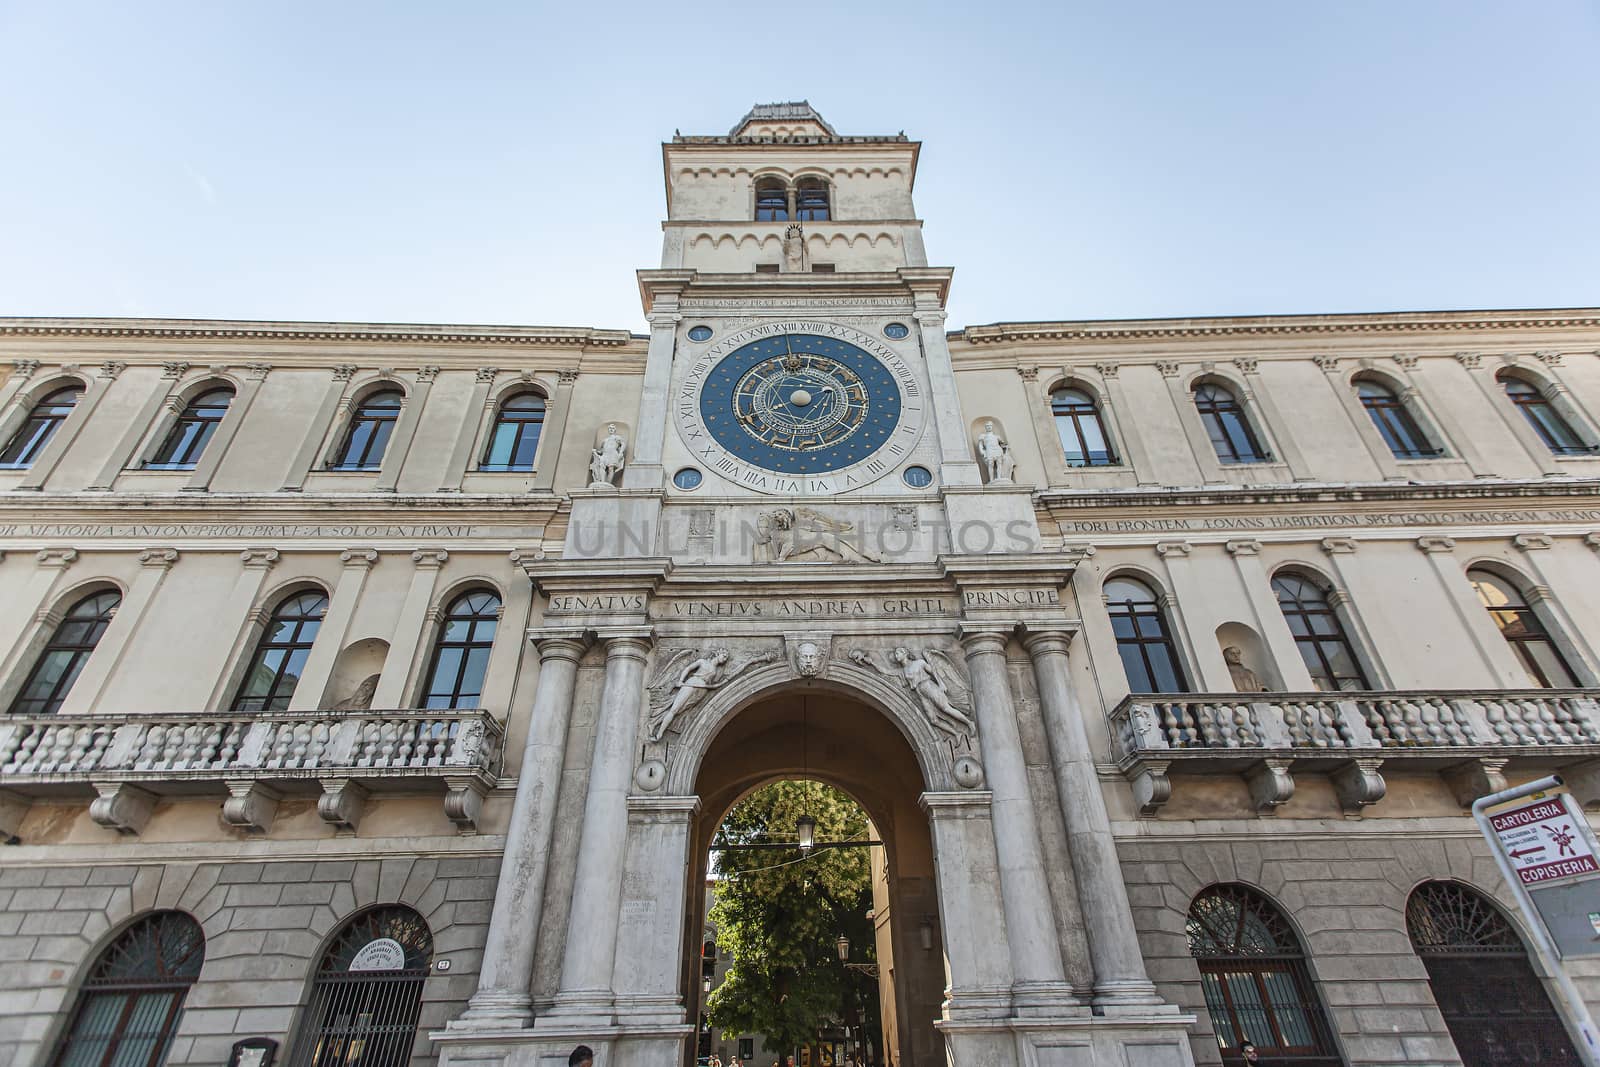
1112, 690, 1600, 816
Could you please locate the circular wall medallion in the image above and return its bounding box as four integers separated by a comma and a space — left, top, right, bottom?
953, 756, 985, 789
635, 759, 666, 792
673, 467, 703, 490
687, 325, 713, 342
884, 322, 910, 339
675, 321, 926, 494
903, 465, 933, 488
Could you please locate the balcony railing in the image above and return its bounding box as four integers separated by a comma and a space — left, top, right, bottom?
0, 708, 503, 837
1109, 690, 1600, 816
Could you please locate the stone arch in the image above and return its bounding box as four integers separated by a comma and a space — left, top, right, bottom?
664, 658, 964, 796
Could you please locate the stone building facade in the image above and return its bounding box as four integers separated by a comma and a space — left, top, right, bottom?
3, 103, 1600, 1067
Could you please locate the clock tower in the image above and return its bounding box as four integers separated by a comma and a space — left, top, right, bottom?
576, 102, 1026, 560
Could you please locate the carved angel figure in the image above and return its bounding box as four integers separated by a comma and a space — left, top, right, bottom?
646, 646, 779, 742
849, 646, 976, 738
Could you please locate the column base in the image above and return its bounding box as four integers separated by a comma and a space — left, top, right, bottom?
1010, 980, 1089, 1018
532, 988, 616, 1031
1091, 978, 1174, 1010
432, 1023, 694, 1067
943, 986, 1015, 1023
939, 1010, 1199, 1067
448, 989, 534, 1030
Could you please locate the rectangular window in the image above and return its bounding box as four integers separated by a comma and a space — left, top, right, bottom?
754, 263, 779, 273
739, 1038, 754, 1061
811, 263, 835, 272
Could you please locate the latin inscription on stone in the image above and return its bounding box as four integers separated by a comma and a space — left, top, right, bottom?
1055, 508, 1600, 535
962, 588, 1060, 608
547, 594, 648, 614
654, 597, 953, 620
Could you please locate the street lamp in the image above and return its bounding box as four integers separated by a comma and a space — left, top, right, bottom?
796, 813, 816, 854
702, 976, 712, 995
835, 934, 849, 963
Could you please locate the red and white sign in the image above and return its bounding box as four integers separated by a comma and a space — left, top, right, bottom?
1490, 793, 1600, 887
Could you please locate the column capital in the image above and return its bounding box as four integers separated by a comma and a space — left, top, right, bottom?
530, 630, 590, 664
1225, 539, 1261, 557
557, 368, 580, 385
957, 628, 1010, 657
410, 548, 449, 568
244, 362, 272, 381
1416, 535, 1457, 554
918, 790, 994, 816
626, 794, 701, 820
1585, 532, 1600, 553
1535, 349, 1564, 367
1454, 351, 1483, 370
1320, 537, 1358, 555
340, 547, 379, 568
139, 547, 179, 569
599, 630, 653, 662
416, 365, 442, 383
332, 363, 359, 381
35, 548, 77, 569
99, 361, 127, 380
1312, 354, 1341, 374
1232, 357, 1258, 375
1513, 532, 1554, 552
475, 366, 500, 383
1020, 629, 1074, 658
12, 359, 40, 379
1394, 353, 1420, 371
1155, 540, 1191, 558
160, 360, 190, 379
239, 548, 280, 570
1154, 360, 1181, 378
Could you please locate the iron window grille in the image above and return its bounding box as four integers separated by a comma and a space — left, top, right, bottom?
1187, 885, 1342, 1066
50, 911, 205, 1067
288, 906, 432, 1067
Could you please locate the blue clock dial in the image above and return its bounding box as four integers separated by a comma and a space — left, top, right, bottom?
699, 333, 902, 475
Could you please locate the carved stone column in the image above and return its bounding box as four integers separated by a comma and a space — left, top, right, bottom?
622, 299, 681, 490
288, 549, 378, 711
1022, 629, 1162, 1007
57, 548, 179, 715
958, 629, 1075, 1013
17, 362, 120, 491
374, 367, 439, 492
457, 631, 589, 1027
371, 548, 449, 709
612, 795, 701, 1026
185, 362, 270, 491
281, 364, 357, 490
919, 792, 1014, 1023
539, 631, 652, 1027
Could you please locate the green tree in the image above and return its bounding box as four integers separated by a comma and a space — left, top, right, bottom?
706, 780, 881, 1062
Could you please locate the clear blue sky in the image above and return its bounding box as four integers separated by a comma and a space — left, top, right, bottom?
2, 1, 1596, 332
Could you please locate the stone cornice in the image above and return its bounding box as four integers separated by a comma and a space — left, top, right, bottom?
955, 307, 1600, 345
0, 317, 640, 348
1035, 477, 1600, 513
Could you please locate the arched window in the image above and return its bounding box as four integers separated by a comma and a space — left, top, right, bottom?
754, 178, 789, 221
1051, 387, 1117, 467
480, 392, 545, 471
49, 911, 205, 1067
331, 390, 403, 471
1193, 382, 1267, 464
1467, 569, 1578, 688
794, 177, 830, 221
1355, 379, 1437, 458
1187, 885, 1340, 1066
1499, 374, 1589, 455
1271, 573, 1370, 691
288, 906, 432, 1067
10, 589, 120, 715
1, 386, 82, 468
421, 590, 500, 709
232, 591, 329, 712
146, 388, 234, 470
1407, 881, 1580, 1066
1105, 577, 1187, 693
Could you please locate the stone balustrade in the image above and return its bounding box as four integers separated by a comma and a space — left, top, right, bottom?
1109, 690, 1600, 817
0, 708, 503, 837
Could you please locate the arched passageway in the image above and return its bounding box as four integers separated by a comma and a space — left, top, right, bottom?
686, 688, 947, 1067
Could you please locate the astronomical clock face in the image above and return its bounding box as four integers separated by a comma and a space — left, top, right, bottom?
675, 322, 927, 494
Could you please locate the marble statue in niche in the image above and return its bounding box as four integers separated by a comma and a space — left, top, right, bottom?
1223, 646, 1269, 692
590, 423, 627, 487
976, 421, 1016, 484
850, 646, 976, 737
646, 646, 780, 741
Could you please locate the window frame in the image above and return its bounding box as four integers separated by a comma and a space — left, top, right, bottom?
230, 590, 330, 712
1271, 571, 1372, 691
287, 906, 432, 1067
1466, 567, 1580, 688
1498, 372, 1592, 456
8, 588, 121, 715
1193, 381, 1269, 464
754, 178, 789, 221
1355, 377, 1440, 459
1050, 385, 1119, 467
794, 176, 830, 221
0, 385, 84, 469
478, 390, 547, 472
145, 387, 235, 471
1105, 575, 1190, 694
420, 588, 502, 710
330, 388, 405, 472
